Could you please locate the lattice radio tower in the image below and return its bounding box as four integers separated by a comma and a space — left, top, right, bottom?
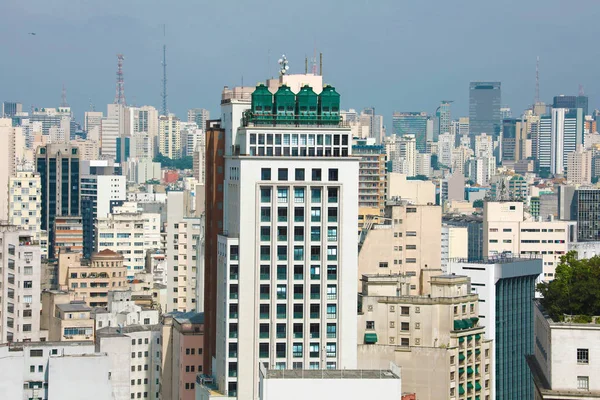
161, 25, 168, 116
114, 54, 126, 105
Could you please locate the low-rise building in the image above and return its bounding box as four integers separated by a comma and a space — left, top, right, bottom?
53, 215, 83, 256
528, 300, 600, 399
357, 274, 493, 400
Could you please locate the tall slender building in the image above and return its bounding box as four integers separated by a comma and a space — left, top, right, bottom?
188, 108, 211, 130
0, 118, 17, 221
203, 76, 359, 400
35, 144, 80, 257
536, 108, 584, 175
434, 101, 452, 141
469, 82, 501, 141
158, 114, 182, 159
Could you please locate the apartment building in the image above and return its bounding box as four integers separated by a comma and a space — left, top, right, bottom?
353, 141, 387, 232
0, 341, 114, 400
0, 225, 44, 343
357, 274, 493, 400
53, 215, 83, 256
358, 199, 442, 293
96, 202, 161, 278
40, 289, 94, 342
483, 201, 576, 280
441, 225, 468, 272
57, 250, 128, 307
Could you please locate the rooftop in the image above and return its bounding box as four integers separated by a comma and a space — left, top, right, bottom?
263, 369, 399, 380
170, 311, 205, 325
450, 255, 541, 264
56, 302, 92, 313
96, 324, 161, 337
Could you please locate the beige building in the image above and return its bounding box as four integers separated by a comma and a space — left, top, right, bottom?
354, 143, 387, 232
71, 138, 100, 161
41, 290, 95, 342
483, 201, 576, 280
441, 225, 468, 271
53, 215, 83, 256
58, 250, 128, 307
358, 199, 441, 293
387, 173, 436, 204
357, 274, 493, 400
0, 118, 17, 221
567, 148, 592, 185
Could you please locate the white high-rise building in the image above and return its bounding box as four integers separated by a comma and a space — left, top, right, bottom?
101, 104, 125, 160
211, 78, 359, 400
537, 108, 584, 175
188, 108, 210, 130
0, 118, 17, 221
96, 202, 161, 278
158, 114, 182, 159
391, 134, 416, 176
415, 153, 431, 178
84, 111, 103, 134
0, 224, 45, 343
438, 132, 455, 168
474, 133, 494, 159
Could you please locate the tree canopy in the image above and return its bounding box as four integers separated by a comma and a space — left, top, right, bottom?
473, 199, 484, 208
537, 251, 600, 321
153, 154, 193, 170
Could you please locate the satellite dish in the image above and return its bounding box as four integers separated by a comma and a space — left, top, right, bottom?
285, 66, 289, 70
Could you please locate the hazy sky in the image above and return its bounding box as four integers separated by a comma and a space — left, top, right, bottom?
2, 0, 599, 127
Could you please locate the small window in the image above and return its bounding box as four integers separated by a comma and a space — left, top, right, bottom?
328, 169, 339, 181
261, 168, 271, 180
401, 338, 409, 346
577, 376, 589, 390
312, 169, 322, 181
366, 321, 375, 329
295, 169, 305, 180
379, 262, 388, 268
401, 307, 410, 315
278, 168, 288, 181
577, 348, 589, 364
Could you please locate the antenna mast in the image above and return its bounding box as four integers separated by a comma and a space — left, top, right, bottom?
161, 24, 168, 116
535, 56, 540, 104
60, 84, 69, 107
114, 54, 126, 105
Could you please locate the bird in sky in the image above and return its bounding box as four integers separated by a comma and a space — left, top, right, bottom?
28, 32, 36, 36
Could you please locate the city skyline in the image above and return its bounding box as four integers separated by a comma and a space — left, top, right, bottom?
2, 0, 599, 127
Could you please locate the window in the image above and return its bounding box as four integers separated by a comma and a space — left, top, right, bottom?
30, 349, 43, 357
366, 321, 375, 329
379, 262, 388, 268
401, 307, 410, 315
277, 188, 288, 203
577, 376, 589, 390
401, 322, 410, 331
401, 338, 409, 346
261, 168, 271, 180
295, 169, 305, 180
577, 348, 589, 364
312, 169, 322, 181
406, 231, 417, 237
328, 169, 338, 181
278, 168, 288, 181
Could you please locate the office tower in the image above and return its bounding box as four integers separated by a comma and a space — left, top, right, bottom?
360, 107, 384, 144
441, 225, 468, 271
467, 158, 494, 186
0, 118, 17, 221
188, 108, 211, 130
567, 148, 592, 185
415, 153, 431, 177
193, 138, 206, 184
392, 112, 429, 152
30, 106, 73, 135
2, 101, 22, 117
469, 82, 501, 141
0, 224, 44, 343
358, 199, 441, 293
128, 105, 159, 157
8, 172, 47, 258
434, 101, 452, 141
207, 79, 358, 399
564, 187, 600, 241
501, 118, 527, 163
100, 103, 125, 160
96, 202, 161, 279
553, 94, 588, 116
84, 111, 103, 134
437, 132, 454, 168
390, 134, 417, 176
450, 257, 543, 400
126, 159, 162, 184
536, 108, 584, 175
129, 132, 155, 159
159, 114, 182, 159
357, 275, 493, 400
35, 144, 80, 257
483, 201, 575, 280
166, 191, 204, 312
53, 216, 83, 256
352, 141, 387, 231
452, 145, 473, 176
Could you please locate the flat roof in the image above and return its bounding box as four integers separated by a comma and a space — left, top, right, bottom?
56, 303, 92, 312
264, 369, 399, 380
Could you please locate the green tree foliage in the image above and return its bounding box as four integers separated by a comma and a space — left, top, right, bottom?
473, 199, 484, 208
153, 154, 193, 170
537, 251, 600, 320
407, 175, 428, 181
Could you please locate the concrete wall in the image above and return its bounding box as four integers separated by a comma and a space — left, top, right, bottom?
48, 354, 113, 399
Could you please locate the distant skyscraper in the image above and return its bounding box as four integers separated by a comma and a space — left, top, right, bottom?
553, 95, 588, 116
361, 107, 384, 144
158, 114, 182, 159
469, 82, 501, 141
2, 101, 22, 118
536, 108, 584, 175
36, 144, 81, 257
100, 104, 125, 160
187, 108, 210, 130
392, 112, 429, 152
434, 101, 452, 141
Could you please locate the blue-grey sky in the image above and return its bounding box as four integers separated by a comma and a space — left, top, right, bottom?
2, 0, 599, 127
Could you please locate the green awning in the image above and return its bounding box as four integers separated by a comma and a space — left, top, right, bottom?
471, 317, 479, 325
475, 334, 481, 340
467, 335, 473, 341
467, 382, 474, 389
459, 353, 466, 361
459, 367, 465, 374
467, 350, 473, 355
464, 318, 474, 328
459, 337, 465, 343
467, 367, 474, 375
364, 333, 378, 344
475, 381, 482, 391
459, 385, 465, 395
476, 396, 481, 400
454, 320, 464, 330
475, 349, 481, 355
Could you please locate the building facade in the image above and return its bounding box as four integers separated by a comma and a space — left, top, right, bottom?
469, 82, 501, 141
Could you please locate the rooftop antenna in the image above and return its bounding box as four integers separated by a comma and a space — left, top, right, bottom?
161, 24, 168, 116
114, 54, 126, 105
311, 46, 318, 75
60, 84, 69, 107
278, 55, 289, 76
535, 56, 540, 104
579, 84, 585, 96
89, 98, 95, 112
319, 53, 323, 76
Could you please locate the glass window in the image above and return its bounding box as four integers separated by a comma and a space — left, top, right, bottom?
328, 169, 339, 181
278, 169, 288, 181
295, 169, 305, 180
294, 188, 305, 203
311, 207, 321, 222
261, 168, 271, 180
327, 227, 337, 241
312, 169, 322, 181
277, 188, 288, 203
577, 348, 589, 364
577, 376, 589, 390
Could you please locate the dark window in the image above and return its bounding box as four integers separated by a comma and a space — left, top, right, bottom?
328, 169, 339, 181
278, 169, 288, 181
312, 169, 322, 181
295, 169, 305, 180
261, 168, 271, 180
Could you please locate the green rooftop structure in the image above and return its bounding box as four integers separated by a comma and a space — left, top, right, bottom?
274, 85, 295, 125
251, 84, 273, 124
319, 85, 340, 124
296, 85, 318, 122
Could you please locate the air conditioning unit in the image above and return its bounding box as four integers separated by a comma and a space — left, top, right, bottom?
25, 304, 30, 308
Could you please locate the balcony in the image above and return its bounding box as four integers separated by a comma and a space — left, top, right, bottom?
260, 254, 270, 261
294, 235, 304, 242
294, 293, 303, 300
229, 331, 238, 339
229, 293, 239, 300
310, 293, 320, 300
260, 293, 270, 300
